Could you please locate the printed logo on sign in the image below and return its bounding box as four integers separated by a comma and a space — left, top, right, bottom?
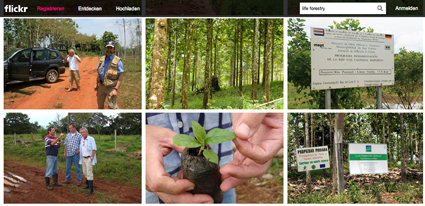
320, 164, 326, 168
4, 5, 28, 12
303, 166, 307, 170
311, 165, 316, 170
385, 34, 392, 40
385, 45, 391, 50
313, 28, 324, 36
366, 145, 372, 152
313, 42, 331, 49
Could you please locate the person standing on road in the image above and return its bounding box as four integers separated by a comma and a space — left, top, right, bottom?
65, 49, 82, 92
64, 123, 83, 186
94, 41, 124, 109
79, 127, 97, 195
44, 127, 65, 190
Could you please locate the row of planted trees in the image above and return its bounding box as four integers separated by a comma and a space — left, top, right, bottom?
288, 113, 423, 193
146, 18, 283, 109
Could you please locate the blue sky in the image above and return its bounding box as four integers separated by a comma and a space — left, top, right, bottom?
299, 18, 423, 53
73, 18, 141, 48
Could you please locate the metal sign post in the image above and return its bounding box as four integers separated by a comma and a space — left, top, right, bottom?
376, 86, 382, 109
325, 89, 331, 109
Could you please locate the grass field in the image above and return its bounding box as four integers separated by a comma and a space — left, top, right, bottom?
4, 133, 141, 187
163, 81, 283, 109
118, 56, 142, 109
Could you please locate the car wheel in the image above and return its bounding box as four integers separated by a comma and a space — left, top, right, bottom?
45, 69, 59, 83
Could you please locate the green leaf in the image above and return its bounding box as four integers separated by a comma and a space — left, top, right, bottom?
173, 134, 201, 148
205, 128, 236, 144
203, 149, 218, 164
192, 121, 206, 144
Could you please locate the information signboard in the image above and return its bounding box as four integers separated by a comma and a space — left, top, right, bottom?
311, 27, 394, 90
349, 143, 388, 175
296, 146, 330, 172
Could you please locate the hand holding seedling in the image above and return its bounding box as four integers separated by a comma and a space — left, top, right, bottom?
146, 125, 214, 203
220, 113, 283, 192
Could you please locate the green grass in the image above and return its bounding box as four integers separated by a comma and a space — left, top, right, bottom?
4, 134, 141, 187
162, 81, 283, 109
118, 56, 142, 109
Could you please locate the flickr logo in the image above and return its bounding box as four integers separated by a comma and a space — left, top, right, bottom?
4, 5, 29, 12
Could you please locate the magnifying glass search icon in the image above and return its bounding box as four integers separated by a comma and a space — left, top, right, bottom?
377, 5, 383, 11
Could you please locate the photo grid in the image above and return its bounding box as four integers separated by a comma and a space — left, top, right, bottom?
0, 0, 424, 205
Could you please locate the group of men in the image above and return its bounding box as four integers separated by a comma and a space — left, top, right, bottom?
64, 41, 124, 109
44, 123, 97, 195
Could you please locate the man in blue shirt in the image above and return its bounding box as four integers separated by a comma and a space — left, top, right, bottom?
79, 127, 97, 195
146, 113, 283, 203
94, 41, 124, 109
44, 126, 65, 190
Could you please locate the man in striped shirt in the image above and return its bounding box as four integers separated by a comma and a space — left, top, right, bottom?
44, 127, 65, 190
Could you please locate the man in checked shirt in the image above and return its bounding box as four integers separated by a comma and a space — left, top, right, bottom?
63, 123, 83, 186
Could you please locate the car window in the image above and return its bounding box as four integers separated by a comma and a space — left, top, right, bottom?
33, 50, 49, 61
50, 51, 59, 59
11, 49, 31, 63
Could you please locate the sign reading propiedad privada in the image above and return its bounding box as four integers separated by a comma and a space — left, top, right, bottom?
349, 143, 388, 175
296, 146, 330, 172
310, 27, 394, 90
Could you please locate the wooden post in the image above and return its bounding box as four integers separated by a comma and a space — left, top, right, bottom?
334, 113, 345, 196
14, 133, 16, 146
31, 132, 34, 144
115, 130, 117, 151
304, 113, 311, 192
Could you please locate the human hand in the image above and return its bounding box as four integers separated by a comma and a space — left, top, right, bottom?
94, 85, 98, 92
110, 89, 118, 97
59, 133, 64, 138
64, 152, 66, 157
59, 139, 63, 144
220, 113, 283, 192
146, 125, 214, 203
76, 150, 80, 154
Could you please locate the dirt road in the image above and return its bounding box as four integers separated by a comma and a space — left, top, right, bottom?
4, 57, 111, 109
4, 160, 141, 203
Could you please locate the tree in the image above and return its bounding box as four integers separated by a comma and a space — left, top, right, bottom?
304, 113, 311, 192
148, 18, 167, 109
4, 113, 33, 134
251, 19, 259, 99
264, 19, 272, 102
95, 124, 101, 142
400, 113, 406, 179
181, 19, 194, 109
203, 19, 213, 109
238, 19, 243, 96
334, 113, 345, 196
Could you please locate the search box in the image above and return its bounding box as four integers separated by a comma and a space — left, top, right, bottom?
300, 3, 386, 15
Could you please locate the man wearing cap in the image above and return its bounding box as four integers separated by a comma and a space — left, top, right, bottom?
44, 127, 65, 190
94, 41, 124, 109
64, 49, 82, 92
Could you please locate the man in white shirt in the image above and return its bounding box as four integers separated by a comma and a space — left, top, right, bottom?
64, 49, 82, 92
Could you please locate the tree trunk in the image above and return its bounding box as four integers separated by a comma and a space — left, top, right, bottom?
311, 114, 314, 147
203, 19, 213, 109
409, 116, 413, 164
262, 19, 268, 86
251, 19, 259, 100
334, 113, 345, 196
148, 19, 167, 109
295, 114, 299, 149
271, 21, 275, 82
400, 113, 406, 179
257, 20, 261, 85
238, 19, 243, 96
383, 113, 385, 144
264, 19, 272, 101
181, 20, 193, 109
191, 39, 198, 92
233, 21, 237, 87
171, 26, 177, 107
166, 19, 172, 95
304, 113, 311, 192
